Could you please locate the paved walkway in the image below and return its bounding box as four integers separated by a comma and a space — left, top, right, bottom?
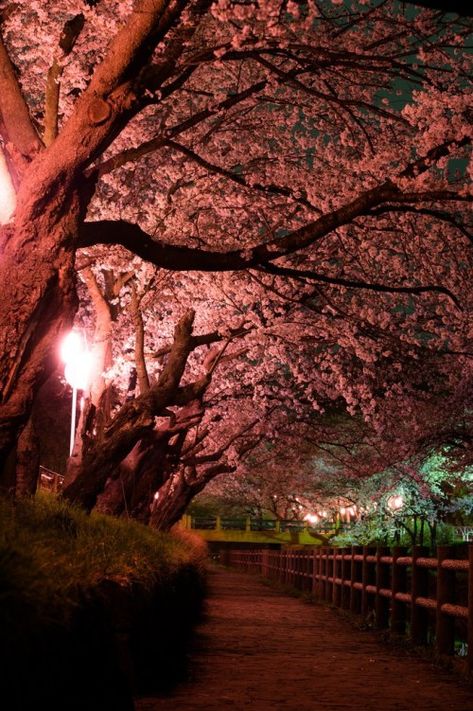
136, 568, 473, 711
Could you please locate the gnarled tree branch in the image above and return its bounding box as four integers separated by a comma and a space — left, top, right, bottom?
0, 31, 43, 175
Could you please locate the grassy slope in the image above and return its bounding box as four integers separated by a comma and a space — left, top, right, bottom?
0, 492, 207, 626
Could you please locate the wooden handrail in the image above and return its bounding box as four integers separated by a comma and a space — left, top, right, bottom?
227, 544, 473, 674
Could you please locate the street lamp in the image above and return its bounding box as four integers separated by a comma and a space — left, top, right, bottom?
60, 331, 93, 456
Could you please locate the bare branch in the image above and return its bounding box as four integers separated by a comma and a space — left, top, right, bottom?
253, 54, 411, 127
80, 139, 470, 273
92, 79, 266, 179
152, 323, 251, 358
44, 14, 86, 146
0, 31, 43, 173
77, 181, 400, 270
367, 205, 473, 244
256, 263, 462, 309
185, 417, 259, 465
165, 138, 321, 212
130, 281, 150, 394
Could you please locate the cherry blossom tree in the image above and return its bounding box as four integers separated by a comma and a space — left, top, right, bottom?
61, 268, 265, 527
0, 1, 471, 526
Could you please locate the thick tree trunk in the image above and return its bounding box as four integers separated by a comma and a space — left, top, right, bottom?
0, 199, 80, 489
94, 433, 170, 520
150, 468, 207, 531
15, 416, 40, 497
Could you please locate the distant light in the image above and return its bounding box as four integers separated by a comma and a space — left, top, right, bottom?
304, 513, 319, 525
339, 506, 346, 515
154, 491, 160, 500
387, 494, 404, 512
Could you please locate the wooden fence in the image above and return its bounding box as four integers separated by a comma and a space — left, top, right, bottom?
226, 545, 473, 672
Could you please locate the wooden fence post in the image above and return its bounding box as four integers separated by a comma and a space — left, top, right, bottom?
332, 548, 341, 607
350, 546, 362, 614
296, 550, 302, 590
262, 549, 269, 578
341, 548, 351, 610
436, 545, 455, 656
303, 549, 309, 593
312, 547, 320, 598
318, 548, 324, 599
324, 548, 331, 602
375, 546, 390, 629
362, 546, 375, 619
411, 545, 429, 645
391, 546, 408, 636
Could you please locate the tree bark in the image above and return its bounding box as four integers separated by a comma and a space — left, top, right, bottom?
150, 462, 235, 531
95, 432, 171, 521
0, 201, 80, 488
15, 416, 40, 497
149, 468, 201, 531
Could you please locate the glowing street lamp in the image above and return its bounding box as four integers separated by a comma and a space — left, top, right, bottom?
60, 331, 93, 456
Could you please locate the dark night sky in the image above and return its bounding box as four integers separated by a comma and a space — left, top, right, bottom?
407, 1, 473, 16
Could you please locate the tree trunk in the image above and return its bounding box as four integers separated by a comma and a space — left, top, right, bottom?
149, 468, 203, 532
15, 416, 40, 497
0, 193, 81, 490
94, 432, 171, 521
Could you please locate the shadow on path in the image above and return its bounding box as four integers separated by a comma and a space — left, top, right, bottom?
136, 567, 473, 710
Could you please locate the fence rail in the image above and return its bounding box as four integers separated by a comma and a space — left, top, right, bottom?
226, 545, 473, 672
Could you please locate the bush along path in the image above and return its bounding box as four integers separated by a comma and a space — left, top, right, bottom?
0, 494, 207, 711
136, 567, 473, 711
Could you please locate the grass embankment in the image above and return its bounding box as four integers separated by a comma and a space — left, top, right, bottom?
0, 493, 208, 710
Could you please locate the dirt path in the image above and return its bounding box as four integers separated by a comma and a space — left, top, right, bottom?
135, 568, 473, 711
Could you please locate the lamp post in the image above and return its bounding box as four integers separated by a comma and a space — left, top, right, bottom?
60, 331, 93, 456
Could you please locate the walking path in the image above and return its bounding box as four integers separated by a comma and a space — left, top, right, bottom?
136, 568, 473, 711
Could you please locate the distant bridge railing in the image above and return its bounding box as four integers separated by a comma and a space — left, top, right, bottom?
227, 544, 473, 673
456, 527, 473, 542
188, 516, 340, 534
